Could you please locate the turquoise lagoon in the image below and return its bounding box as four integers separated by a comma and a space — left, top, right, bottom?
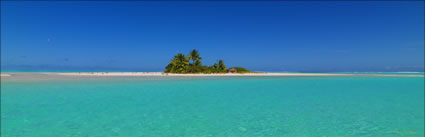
1, 74, 424, 137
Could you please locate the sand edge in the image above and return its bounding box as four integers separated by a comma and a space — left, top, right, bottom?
41, 72, 425, 77
0, 73, 11, 77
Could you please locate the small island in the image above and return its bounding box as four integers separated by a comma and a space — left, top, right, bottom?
15, 52, 422, 77
164, 49, 255, 74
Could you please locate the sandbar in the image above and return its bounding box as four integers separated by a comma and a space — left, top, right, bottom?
47, 72, 424, 77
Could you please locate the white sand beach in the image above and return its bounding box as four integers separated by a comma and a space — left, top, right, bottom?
1, 73, 11, 77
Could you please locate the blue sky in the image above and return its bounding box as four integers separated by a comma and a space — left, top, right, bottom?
1, 1, 424, 72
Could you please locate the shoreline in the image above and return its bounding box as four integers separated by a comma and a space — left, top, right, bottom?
0, 73, 11, 77
0, 72, 421, 77
53, 72, 354, 77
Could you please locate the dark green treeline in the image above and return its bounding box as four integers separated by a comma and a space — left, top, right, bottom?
164, 49, 227, 73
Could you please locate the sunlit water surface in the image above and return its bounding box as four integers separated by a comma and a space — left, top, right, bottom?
1, 74, 424, 137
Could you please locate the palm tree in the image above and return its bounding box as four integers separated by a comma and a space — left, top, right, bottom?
164, 50, 237, 74
170, 53, 189, 73
164, 63, 173, 73
212, 59, 227, 73
188, 49, 202, 66
217, 59, 227, 72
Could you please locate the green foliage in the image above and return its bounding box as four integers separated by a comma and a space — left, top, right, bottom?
218, 60, 227, 72
164, 53, 189, 73
231, 67, 252, 73
212, 60, 227, 73
186, 49, 204, 73
187, 64, 205, 73
164, 50, 235, 74
203, 66, 214, 74
164, 63, 173, 73
188, 49, 202, 66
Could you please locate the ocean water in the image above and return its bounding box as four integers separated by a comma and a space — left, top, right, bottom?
1, 74, 424, 137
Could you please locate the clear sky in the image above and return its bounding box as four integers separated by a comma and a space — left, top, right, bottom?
1, 1, 424, 72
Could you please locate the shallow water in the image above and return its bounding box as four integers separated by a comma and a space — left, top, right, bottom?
1, 74, 424, 137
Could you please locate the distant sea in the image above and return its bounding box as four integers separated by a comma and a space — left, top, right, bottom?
1, 74, 424, 137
